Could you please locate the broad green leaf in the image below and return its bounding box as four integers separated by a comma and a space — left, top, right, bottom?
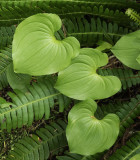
111, 30, 140, 70
136, 54, 140, 64
6, 63, 31, 90
12, 13, 80, 76
55, 48, 121, 100
130, 154, 140, 160
66, 99, 120, 155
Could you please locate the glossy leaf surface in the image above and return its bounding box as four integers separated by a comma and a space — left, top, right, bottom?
12, 13, 80, 76
66, 99, 120, 155
55, 48, 121, 100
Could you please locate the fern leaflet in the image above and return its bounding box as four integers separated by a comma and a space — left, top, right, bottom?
0, 46, 12, 90
0, 25, 15, 49
0, 80, 70, 132
109, 132, 140, 160
7, 120, 67, 160
96, 95, 140, 137
126, 8, 140, 25
98, 68, 140, 90
60, 17, 132, 46
0, 0, 139, 27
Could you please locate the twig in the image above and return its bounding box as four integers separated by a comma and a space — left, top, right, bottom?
62, 23, 67, 38
122, 121, 140, 145
103, 120, 140, 160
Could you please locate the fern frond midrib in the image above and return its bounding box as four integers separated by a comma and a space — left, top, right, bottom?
0, 63, 11, 75
0, 18, 25, 23
126, 8, 140, 25
51, 144, 68, 154
68, 32, 123, 37
123, 145, 140, 160
19, 130, 66, 159
0, 51, 12, 75
0, 11, 125, 24
120, 101, 140, 126
0, 93, 60, 116
60, 12, 125, 20
120, 75, 140, 80
0, 0, 129, 6
49, 131, 68, 154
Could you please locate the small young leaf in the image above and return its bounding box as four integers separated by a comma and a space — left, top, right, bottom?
12, 13, 80, 76
66, 99, 120, 155
55, 48, 121, 100
111, 30, 140, 70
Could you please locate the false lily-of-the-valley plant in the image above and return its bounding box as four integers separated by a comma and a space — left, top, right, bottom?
0, 2, 140, 160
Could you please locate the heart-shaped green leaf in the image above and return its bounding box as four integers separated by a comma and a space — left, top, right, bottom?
6, 63, 31, 90
12, 13, 80, 76
66, 99, 120, 155
111, 30, 140, 70
55, 48, 121, 100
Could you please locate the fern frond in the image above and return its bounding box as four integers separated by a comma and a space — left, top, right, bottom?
0, 25, 15, 49
0, 1, 139, 27
0, 80, 70, 132
116, 95, 140, 137
95, 102, 122, 120
57, 152, 96, 160
0, 15, 135, 48
98, 68, 140, 90
7, 120, 67, 160
109, 132, 140, 160
56, 151, 104, 160
126, 8, 140, 25
0, 46, 12, 90
0, 0, 139, 10
61, 17, 132, 46
0, 46, 31, 91
0, 5, 131, 27
96, 95, 140, 137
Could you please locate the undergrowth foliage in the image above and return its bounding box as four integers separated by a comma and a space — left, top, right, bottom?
60, 17, 132, 46
0, 80, 70, 132
0, 46, 12, 90
109, 132, 140, 160
0, 0, 140, 160
7, 120, 67, 160
0, 0, 140, 26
